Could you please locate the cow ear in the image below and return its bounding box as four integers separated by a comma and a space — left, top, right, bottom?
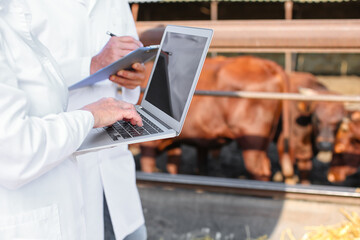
299, 87, 318, 96
297, 87, 318, 113
351, 111, 360, 122
339, 118, 350, 132
344, 102, 360, 113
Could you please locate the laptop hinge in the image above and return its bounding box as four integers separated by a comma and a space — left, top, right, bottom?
140, 107, 173, 130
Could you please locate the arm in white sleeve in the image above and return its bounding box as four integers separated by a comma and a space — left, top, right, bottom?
0, 60, 94, 190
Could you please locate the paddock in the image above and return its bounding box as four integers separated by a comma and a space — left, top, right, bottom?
127, 7, 360, 239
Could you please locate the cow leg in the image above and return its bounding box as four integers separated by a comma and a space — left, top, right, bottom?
280, 153, 294, 181
293, 136, 313, 184
328, 166, 358, 183
296, 158, 312, 184
242, 150, 271, 181
166, 147, 182, 174
277, 134, 295, 182
237, 136, 272, 181
140, 145, 158, 173
328, 153, 360, 183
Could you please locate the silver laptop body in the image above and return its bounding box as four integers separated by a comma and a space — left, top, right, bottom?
76, 25, 213, 154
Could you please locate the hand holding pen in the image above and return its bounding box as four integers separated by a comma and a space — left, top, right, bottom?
90, 33, 143, 74
88, 31, 147, 89
107, 31, 160, 50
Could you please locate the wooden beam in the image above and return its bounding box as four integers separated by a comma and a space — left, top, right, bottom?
210, 1, 218, 21
136, 20, 360, 53
131, 3, 139, 22
284, 1, 293, 20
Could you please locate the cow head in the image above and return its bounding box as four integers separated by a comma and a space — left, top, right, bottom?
328, 111, 360, 183
312, 101, 346, 152
299, 88, 345, 153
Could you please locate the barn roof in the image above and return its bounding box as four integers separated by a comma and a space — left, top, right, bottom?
129, 0, 357, 3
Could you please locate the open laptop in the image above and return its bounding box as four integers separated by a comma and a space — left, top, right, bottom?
76, 25, 213, 154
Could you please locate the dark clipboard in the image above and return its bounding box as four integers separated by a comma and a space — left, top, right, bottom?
68, 45, 159, 90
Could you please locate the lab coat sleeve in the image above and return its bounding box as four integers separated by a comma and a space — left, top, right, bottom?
0, 60, 94, 190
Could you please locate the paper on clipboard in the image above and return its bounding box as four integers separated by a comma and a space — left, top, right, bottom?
68, 45, 159, 90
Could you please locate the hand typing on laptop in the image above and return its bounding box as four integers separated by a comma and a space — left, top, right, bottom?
76, 25, 213, 153
81, 97, 143, 128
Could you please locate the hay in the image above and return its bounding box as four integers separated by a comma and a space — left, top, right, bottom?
280, 209, 360, 240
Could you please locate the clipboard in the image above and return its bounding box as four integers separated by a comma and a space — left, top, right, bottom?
68, 45, 159, 90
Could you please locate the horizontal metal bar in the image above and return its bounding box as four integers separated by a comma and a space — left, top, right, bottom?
137, 20, 360, 50
136, 172, 360, 204
130, 0, 357, 3
194, 90, 360, 102
209, 47, 360, 53
138, 88, 360, 102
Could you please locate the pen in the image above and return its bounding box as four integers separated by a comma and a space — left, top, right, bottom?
106, 31, 160, 49
106, 31, 117, 37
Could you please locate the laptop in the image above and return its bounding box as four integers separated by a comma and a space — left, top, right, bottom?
75, 25, 213, 154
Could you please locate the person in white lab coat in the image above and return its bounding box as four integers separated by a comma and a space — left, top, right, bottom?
24, 1, 147, 239
74, 3, 148, 239
0, 1, 142, 239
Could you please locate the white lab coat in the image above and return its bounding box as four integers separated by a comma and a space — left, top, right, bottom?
0, 1, 94, 239
24, 0, 145, 239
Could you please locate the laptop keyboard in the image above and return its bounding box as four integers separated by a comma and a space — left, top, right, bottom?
105, 112, 164, 141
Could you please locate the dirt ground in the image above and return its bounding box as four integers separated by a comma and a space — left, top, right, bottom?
138, 184, 360, 240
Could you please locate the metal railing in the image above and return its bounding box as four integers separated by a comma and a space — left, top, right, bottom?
136, 19, 360, 72
139, 88, 360, 103
194, 90, 360, 102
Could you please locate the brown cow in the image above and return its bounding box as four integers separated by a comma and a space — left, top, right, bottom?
328, 110, 360, 183
277, 72, 346, 184
138, 55, 286, 180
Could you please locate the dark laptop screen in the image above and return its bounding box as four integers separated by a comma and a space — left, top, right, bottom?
144, 31, 208, 121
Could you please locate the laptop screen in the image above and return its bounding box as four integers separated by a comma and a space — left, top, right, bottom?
144, 31, 208, 121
